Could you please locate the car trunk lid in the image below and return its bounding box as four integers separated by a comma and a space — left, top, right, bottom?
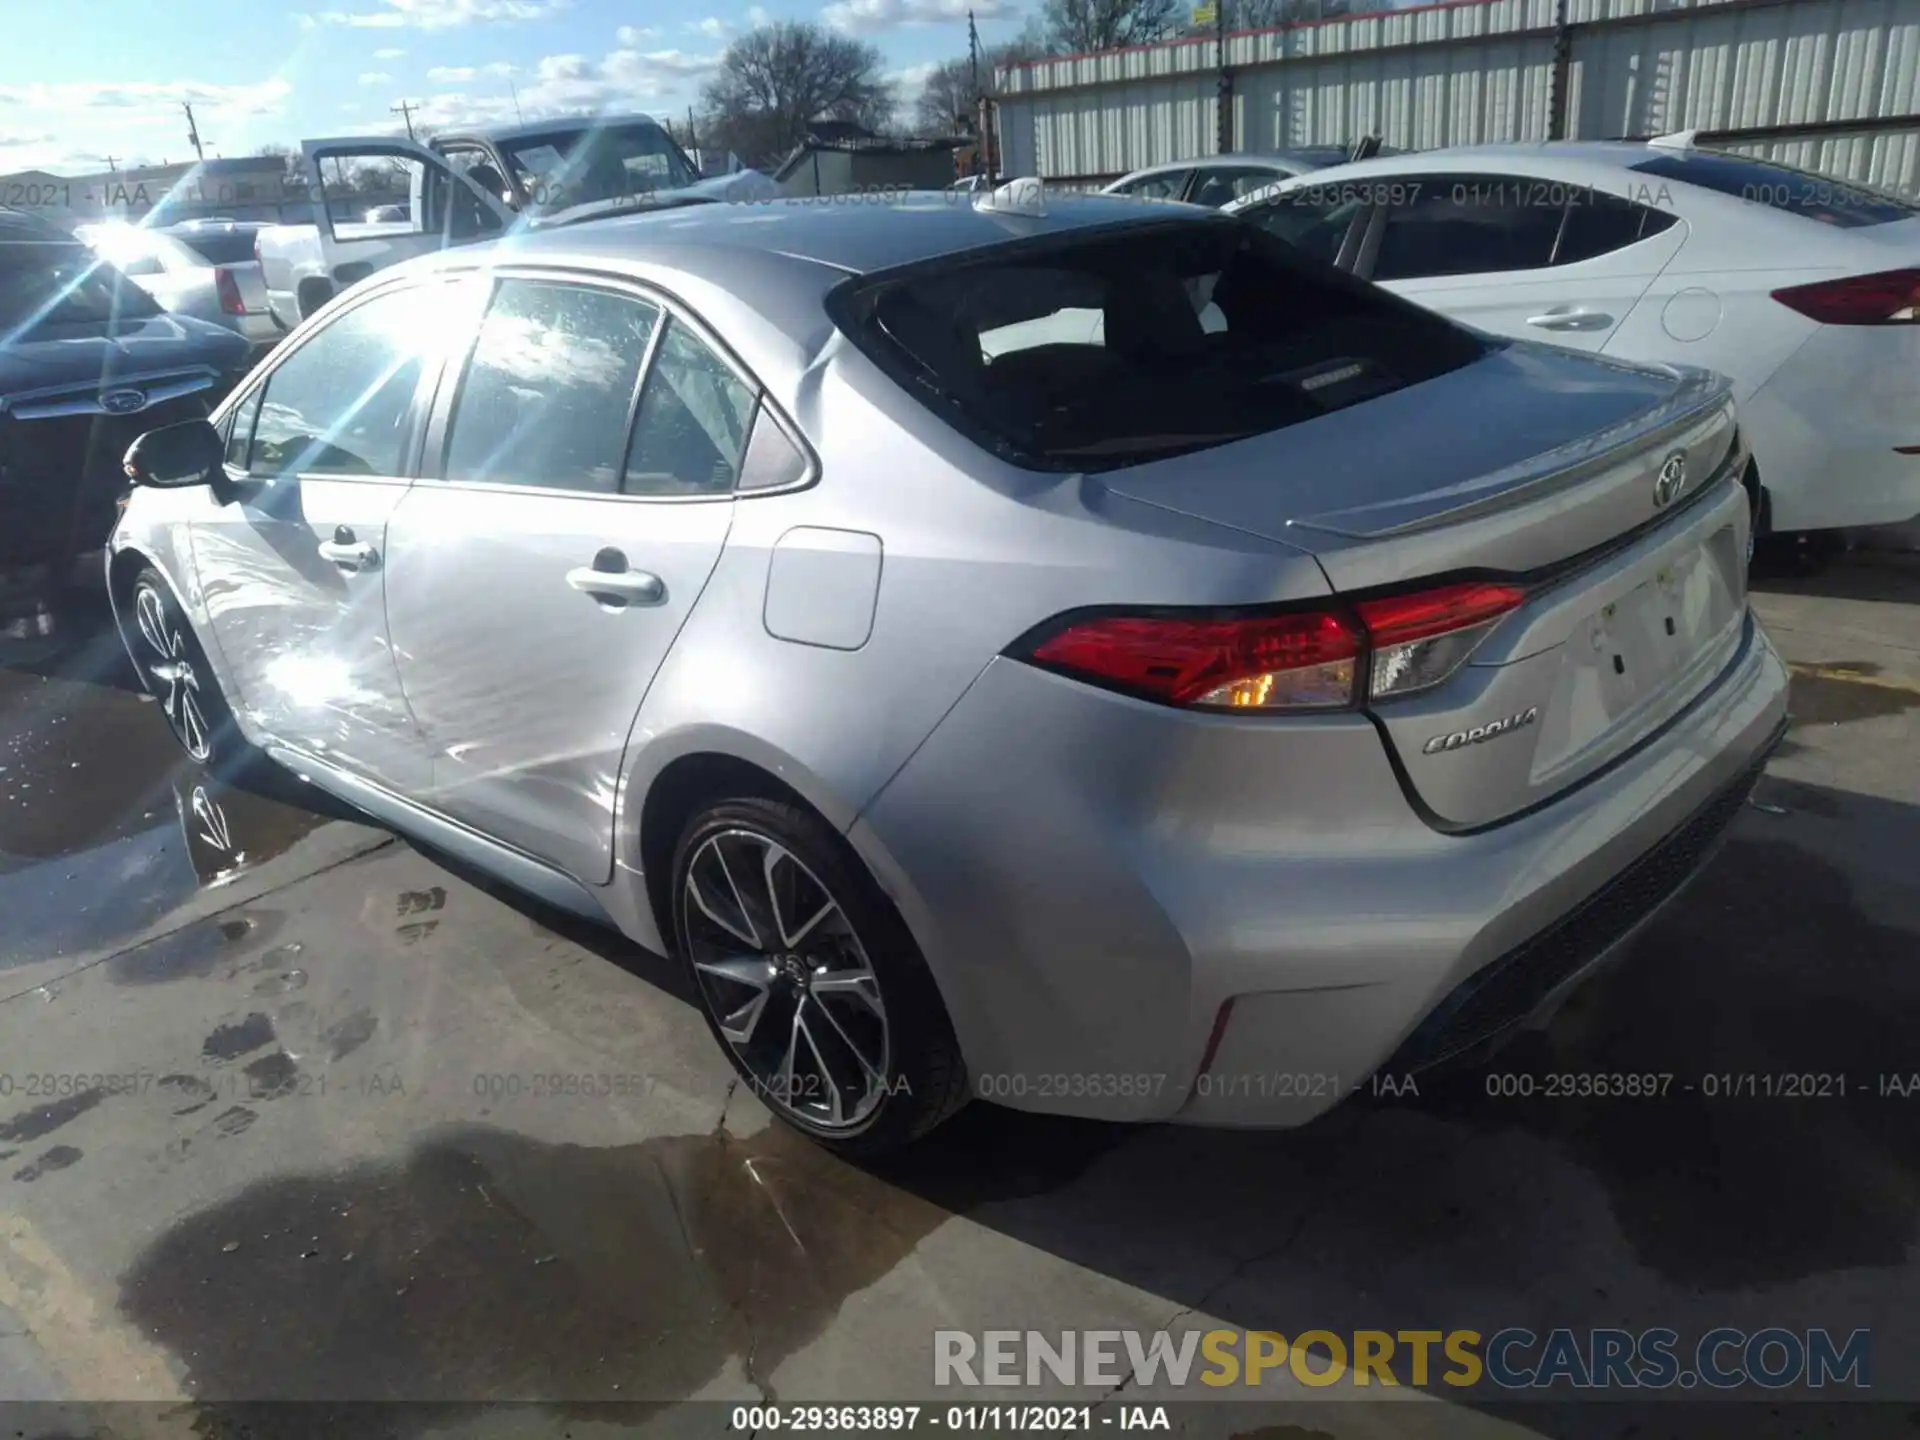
1100, 343, 1750, 829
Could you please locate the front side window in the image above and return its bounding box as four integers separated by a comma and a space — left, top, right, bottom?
498, 123, 701, 213
444, 279, 660, 494
1371, 176, 1566, 281
248, 283, 457, 477
1113, 170, 1191, 202
224, 388, 263, 470
623, 319, 757, 497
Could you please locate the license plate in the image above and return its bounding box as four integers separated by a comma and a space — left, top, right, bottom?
1578, 545, 1726, 708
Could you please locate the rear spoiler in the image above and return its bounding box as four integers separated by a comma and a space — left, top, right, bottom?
1346, 136, 1385, 163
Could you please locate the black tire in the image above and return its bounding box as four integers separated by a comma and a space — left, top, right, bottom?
125, 567, 254, 776
671, 796, 969, 1156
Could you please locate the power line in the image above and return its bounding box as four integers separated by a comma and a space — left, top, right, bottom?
391, 100, 418, 142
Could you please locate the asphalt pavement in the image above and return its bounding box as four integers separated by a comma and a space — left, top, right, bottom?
0, 551, 1916, 1440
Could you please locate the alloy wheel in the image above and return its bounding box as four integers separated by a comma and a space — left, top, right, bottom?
682, 828, 891, 1130
134, 584, 212, 762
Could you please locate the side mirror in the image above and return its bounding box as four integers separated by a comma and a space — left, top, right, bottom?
123, 419, 225, 489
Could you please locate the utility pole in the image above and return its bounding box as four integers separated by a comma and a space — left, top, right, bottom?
1215, 0, 1233, 156
968, 9, 991, 181
508, 79, 525, 124
103, 155, 118, 172
391, 100, 418, 142
182, 102, 206, 161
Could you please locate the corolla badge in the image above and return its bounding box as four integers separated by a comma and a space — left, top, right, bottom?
1423, 706, 1540, 755
1652, 451, 1687, 509
99, 388, 150, 415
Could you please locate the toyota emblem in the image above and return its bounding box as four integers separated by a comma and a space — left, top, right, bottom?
100, 388, 150, 416
1652, 452, 1687, 509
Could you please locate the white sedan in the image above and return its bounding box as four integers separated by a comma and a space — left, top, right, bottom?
1225, 137, 1920, 535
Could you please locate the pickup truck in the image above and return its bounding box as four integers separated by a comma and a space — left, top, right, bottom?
255, 114, 779, 327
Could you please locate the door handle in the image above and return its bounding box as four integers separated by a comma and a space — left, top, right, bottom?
1525, 308, 1614, 332
317, 525, 379, 572
567, 565, 665, 604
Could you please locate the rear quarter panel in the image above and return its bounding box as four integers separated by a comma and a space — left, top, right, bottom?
604, 337, 1332, 950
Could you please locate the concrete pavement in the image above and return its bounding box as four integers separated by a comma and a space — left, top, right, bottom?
0, 556, 1916, 1438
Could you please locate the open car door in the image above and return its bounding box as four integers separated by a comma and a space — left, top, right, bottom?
301, 136, 517, 289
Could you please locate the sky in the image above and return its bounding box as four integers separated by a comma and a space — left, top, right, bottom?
0, 0, 1023, 176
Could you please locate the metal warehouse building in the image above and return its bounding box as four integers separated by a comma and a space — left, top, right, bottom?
992, 0, 1920, 193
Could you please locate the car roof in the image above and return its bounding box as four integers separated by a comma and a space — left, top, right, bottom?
428, 189, 1208, 280
444, 113, 668, 146
1228, 140, 1713, 193
386, 191, 1230, 397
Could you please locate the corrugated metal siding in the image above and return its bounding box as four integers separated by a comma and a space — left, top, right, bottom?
997, 0, 1920, 187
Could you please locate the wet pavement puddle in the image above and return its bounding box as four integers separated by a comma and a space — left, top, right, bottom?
0, 659, 339, 972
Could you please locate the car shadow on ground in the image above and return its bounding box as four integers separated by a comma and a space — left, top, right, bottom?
99, 776, 1920, 1438
1752, 539, 1920, 604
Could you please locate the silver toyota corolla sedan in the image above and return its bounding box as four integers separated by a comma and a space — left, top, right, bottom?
108, 188, 1789, 1155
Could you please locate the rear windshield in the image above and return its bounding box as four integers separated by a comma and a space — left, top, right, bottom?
0, 241, 161, 329
830, 218, 1488, 472
1630, 152, 1919, 228
173, 231, 256, 265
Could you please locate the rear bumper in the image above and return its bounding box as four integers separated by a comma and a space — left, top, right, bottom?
850, 610, 1790, 1126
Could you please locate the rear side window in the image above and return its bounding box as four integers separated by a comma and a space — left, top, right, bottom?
622, 319, 757, 496
1189, 167, 1288, 208
1372, 179, 1566, 280
1631, 152, 1919, 228
832, 219, 1489, 472
1553, 190, 1680, 264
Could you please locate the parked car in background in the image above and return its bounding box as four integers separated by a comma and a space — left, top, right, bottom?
163, 220, 270, 267
112, 185, 1784, 1155
364, 204, 409, 223
0, 208, 248, 646
255, 114, 781, 326
1225, 136, 1920, 536
1105, 140, 1399, 206
75, 221, 278, 358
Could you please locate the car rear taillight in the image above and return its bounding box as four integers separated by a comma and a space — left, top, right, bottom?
1355, 581, 1528, 699
1771, 268, 1920, 325
214, 266, 246, 315
1017, 580, 1528, 712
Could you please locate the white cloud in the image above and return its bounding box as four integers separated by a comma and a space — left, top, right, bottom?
746, 4, 772, 22
824, 0, 1008, 29
402, 46, 721, 131
887, 60, 940, 93
316, 0, 571, 30
360, 70, 394, 84
689, 16, 731, 37
373, 46, 407, 57
426, 62, 516, 79
0, 77, 294, 175
616, 24, 657, 42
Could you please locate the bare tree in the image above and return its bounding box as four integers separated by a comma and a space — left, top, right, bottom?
699, 21, 893, 171
1183, 0, 1389, 32
909, 23, 1054, 134
1043, 0, 1184, 53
